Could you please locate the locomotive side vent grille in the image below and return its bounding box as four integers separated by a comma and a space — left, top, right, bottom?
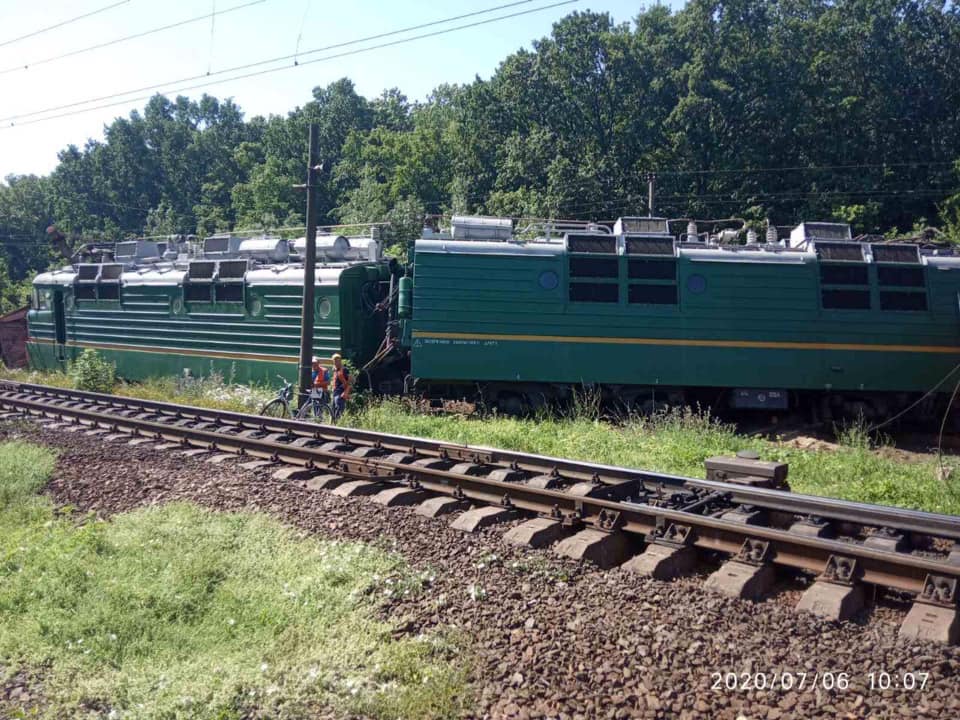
880, 291, 927, 311
567, 234, 616, 254
872, 244, 921, 264
569, 282, 618, 303
628, 284, 677, 304
877, 266, 925, 288
822, 289, 871, 310
815, 242, 864, 262
569, 257, 618, 278
625, 237, 675, 256
185, 285, 212, 302
216, 284, 244, 303
820, 264, 868, 285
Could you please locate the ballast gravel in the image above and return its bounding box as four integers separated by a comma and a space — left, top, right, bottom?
4, 421, 960, 720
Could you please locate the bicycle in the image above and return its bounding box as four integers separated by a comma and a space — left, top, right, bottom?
259, 376, 296, 418
296, 386, 334, 423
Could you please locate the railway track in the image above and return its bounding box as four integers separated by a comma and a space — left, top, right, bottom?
2, 380, 960, 644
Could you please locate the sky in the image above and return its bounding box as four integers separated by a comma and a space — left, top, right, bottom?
0, 0, 680, 179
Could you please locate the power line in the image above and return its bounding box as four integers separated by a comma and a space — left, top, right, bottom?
0, 0, 265, 77
0, 1, 132, 50
207, 0, 217, 76
659, 161, 958, 177
0, 0, 572, 125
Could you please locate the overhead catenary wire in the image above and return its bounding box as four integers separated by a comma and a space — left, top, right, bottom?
207, 0, 217, 76
0, 0, 577, 126
0, 0, 132, 50
293, 0, 312, 65
0, 0, 265, 77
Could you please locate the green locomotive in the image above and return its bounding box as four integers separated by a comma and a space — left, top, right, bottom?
403, 217, 960, 417
26, 216, 960, 419
27, 234, 394, 386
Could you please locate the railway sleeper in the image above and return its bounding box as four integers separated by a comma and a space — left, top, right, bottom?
503, 518, 567, 548
796, 555, 866, 621
900, 575, 960, 644
554, 529, 633, 570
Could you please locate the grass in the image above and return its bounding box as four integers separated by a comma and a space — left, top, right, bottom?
0, 441, 464, 720
348, 399, 960, 516
2, 365, 274, 414
4, 365, 960, 515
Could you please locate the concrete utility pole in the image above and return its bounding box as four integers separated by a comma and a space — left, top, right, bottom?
646, 172, 656, 216
297, 123, 320, 407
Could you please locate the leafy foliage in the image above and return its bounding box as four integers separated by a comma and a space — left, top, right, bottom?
4, 0, 960, 293
69, 349, 116, 394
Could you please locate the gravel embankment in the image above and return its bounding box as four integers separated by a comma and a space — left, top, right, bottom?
3, 421, 960, 720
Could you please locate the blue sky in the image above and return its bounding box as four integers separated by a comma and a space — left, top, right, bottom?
0, 0, 681, 178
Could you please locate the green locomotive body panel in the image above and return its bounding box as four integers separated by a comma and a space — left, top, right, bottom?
27, 262, 388, 385
409, 232, 960, 394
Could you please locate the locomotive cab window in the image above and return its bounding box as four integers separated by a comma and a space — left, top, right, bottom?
33, 288, 51, 310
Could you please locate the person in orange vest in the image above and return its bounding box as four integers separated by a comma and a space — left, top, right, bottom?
310, 356, 329, 394
331, 353, 351, 419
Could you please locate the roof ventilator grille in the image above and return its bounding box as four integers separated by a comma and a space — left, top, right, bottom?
815, 242, 865, 262
626, 237, 675, 256
871, 244, 921, 264
567, 234, 616, 254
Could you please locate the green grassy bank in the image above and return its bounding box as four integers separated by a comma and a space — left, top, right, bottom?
0, 441, 463, 720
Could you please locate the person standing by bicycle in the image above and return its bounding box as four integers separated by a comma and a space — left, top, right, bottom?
331, 353, 351, 419
311, 356, 329, 395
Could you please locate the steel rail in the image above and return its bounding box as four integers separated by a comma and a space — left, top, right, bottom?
2, 389, 958, 596
5, 381, 960, 541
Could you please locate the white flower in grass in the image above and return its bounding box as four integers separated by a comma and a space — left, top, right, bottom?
227, 618, 236, 626
260, 662, 269, 673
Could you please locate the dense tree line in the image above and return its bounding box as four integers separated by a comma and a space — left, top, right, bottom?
4, 0, 960, 313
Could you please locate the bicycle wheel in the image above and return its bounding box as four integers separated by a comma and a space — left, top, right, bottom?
260, 398, 290, 418
296, 399, 332, 423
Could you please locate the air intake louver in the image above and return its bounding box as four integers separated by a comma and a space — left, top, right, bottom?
625, 237, 675, 256
871, 244, 921, 264
567, 235, 616, 253
815, 242, 864, 262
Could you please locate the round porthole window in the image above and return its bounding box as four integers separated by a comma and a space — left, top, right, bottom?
317, 297, 332, 319
171, 297, 184, 315
250, 298, 263, 316
538, 271, 559, 290
687, 274, 707, 294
